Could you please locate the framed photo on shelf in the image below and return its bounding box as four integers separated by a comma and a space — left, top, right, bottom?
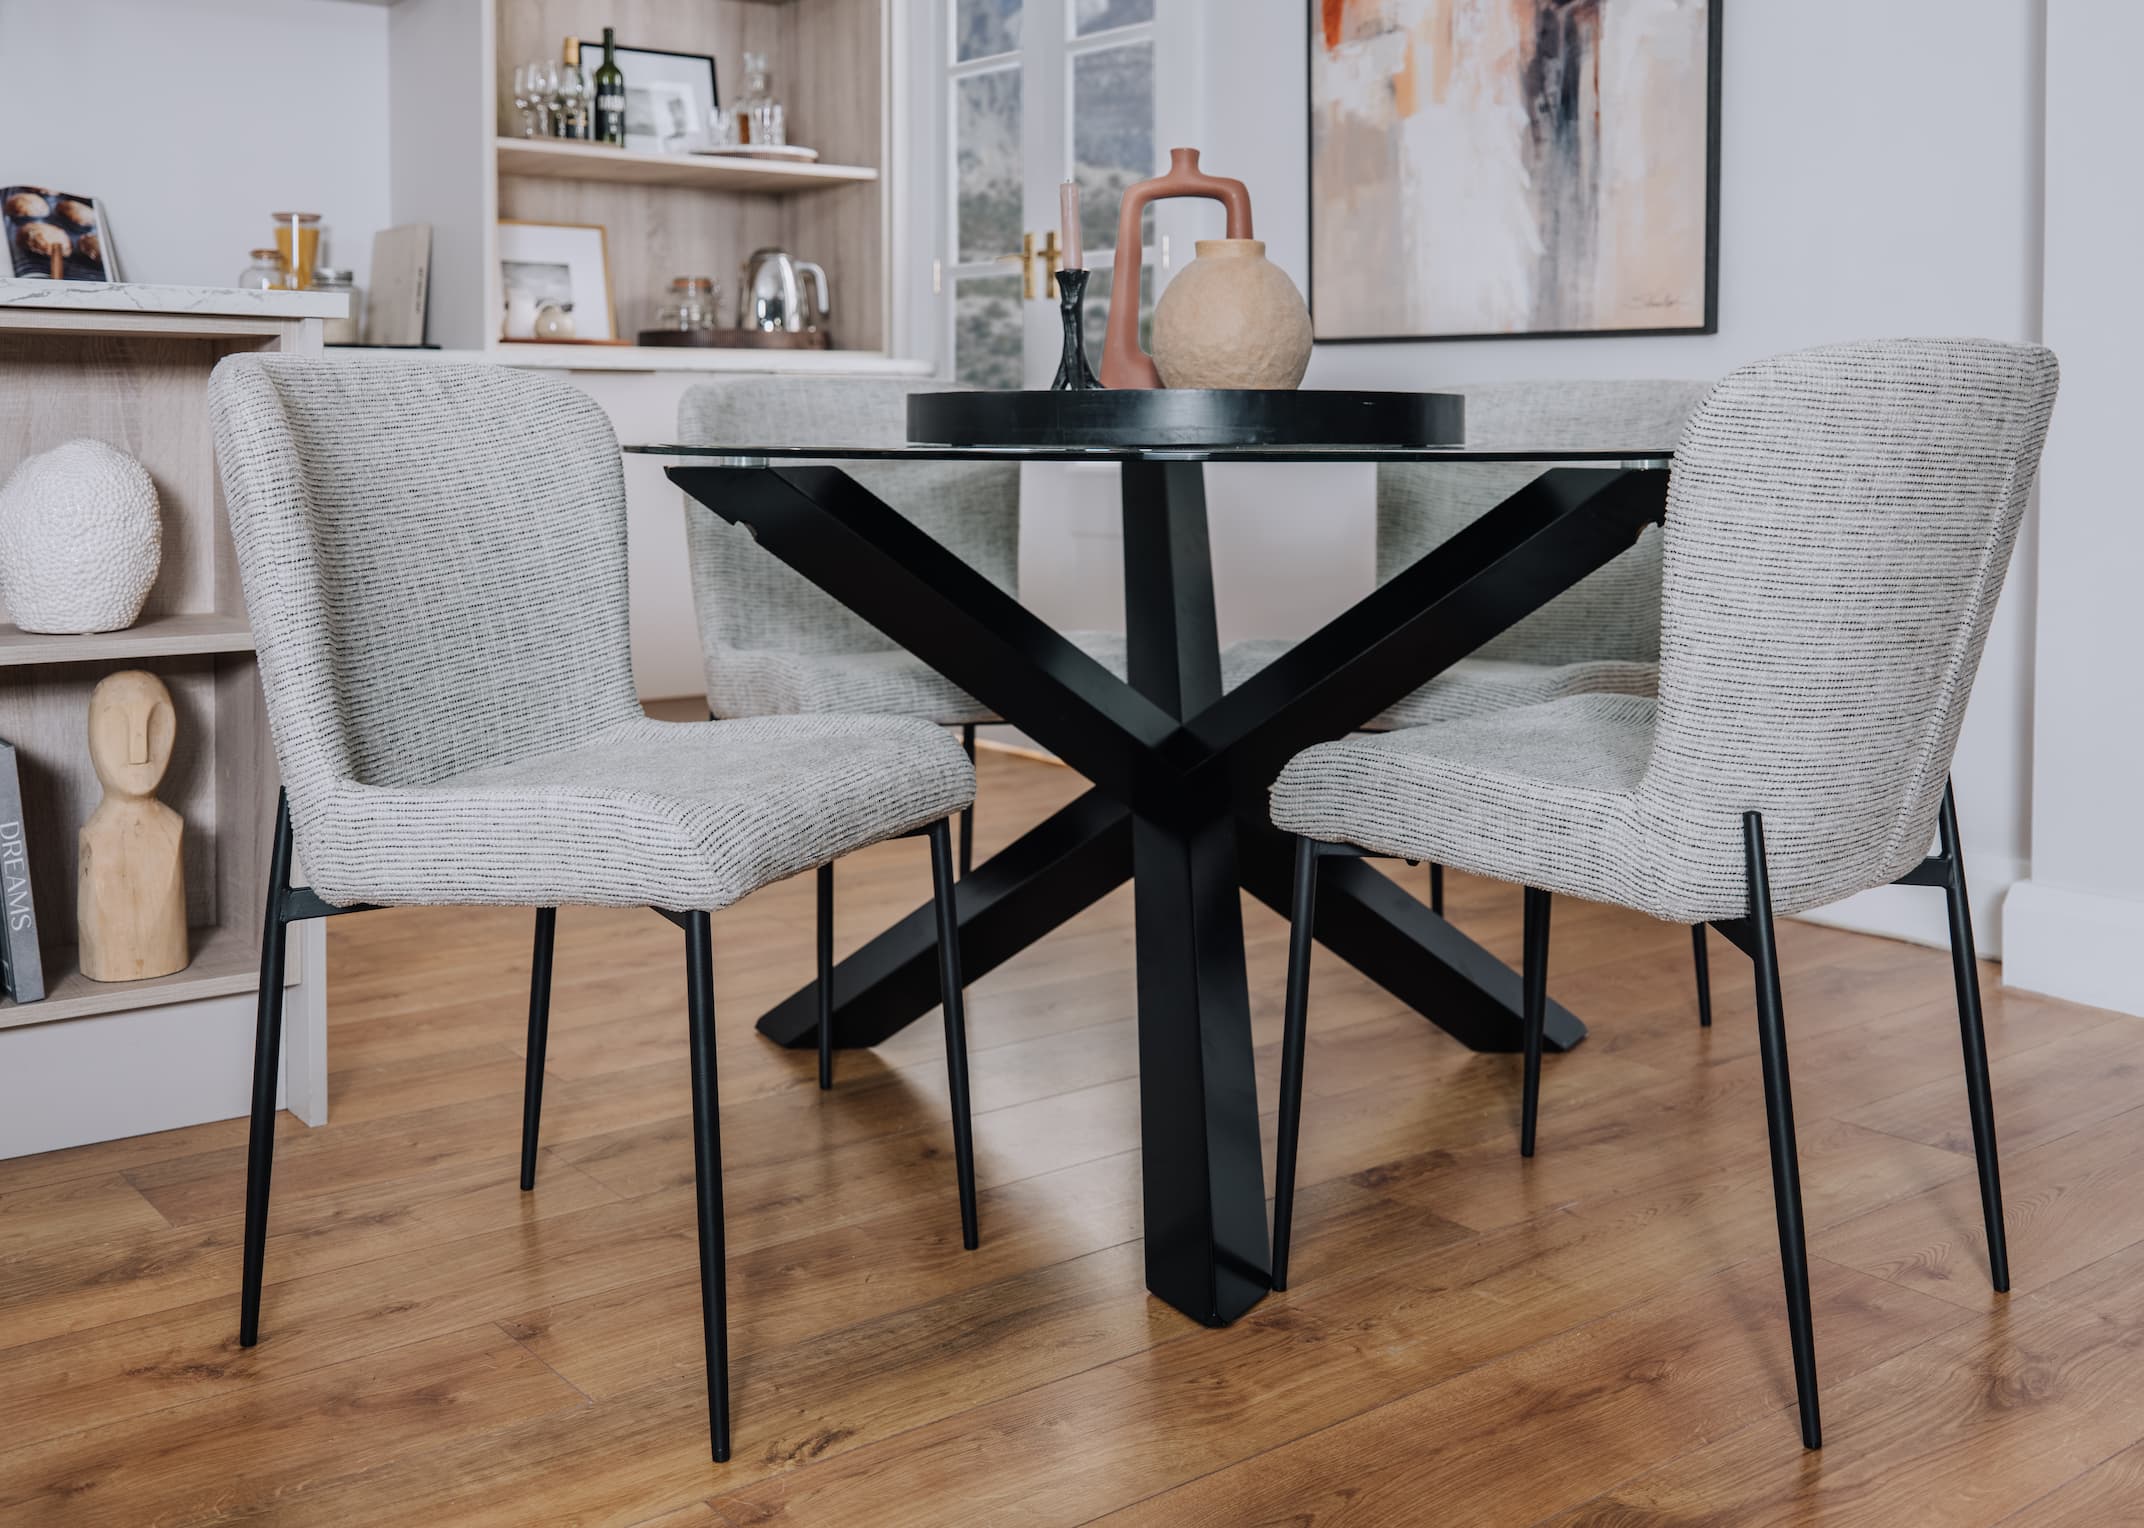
497, 220, 617, 341
1307, 0, 1721, 342
603, 43, 721, 155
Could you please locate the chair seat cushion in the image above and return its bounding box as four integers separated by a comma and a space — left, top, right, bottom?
1270, 695, 1663, 910
1220, 638, 1658, 728
709, 630, 1129, 725
297, 714, 975, 912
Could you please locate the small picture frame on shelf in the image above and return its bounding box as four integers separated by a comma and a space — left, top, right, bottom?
497, 220, 617, 342
606, 44, 720, 155
3, 188, 118, 282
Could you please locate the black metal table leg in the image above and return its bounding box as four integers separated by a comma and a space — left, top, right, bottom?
667, 458, 1671, 1329
1120, 462, 1271, 1321
752, 787, 1133, 1050
676, 461, 1664, 1064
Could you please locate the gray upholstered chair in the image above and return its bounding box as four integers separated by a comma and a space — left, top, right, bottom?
1223, 380, 1712, 935
210, 355, 984, 1464
677, 377, 1125, 1088
1265, 339, 2059, 1450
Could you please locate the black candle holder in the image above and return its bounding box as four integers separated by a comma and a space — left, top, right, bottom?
1050, 268, 1102, 390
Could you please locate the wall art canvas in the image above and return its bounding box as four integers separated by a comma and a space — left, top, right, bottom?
1309, 0, 1719, 341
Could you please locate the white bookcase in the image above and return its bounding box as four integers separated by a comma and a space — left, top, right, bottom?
0, 282, 340, 1157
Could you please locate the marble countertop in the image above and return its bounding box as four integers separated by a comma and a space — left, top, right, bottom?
332, 343, 932, 378
0, 278, 346, 320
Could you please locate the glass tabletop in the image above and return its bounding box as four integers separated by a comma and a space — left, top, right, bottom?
627, 443, 1676, 466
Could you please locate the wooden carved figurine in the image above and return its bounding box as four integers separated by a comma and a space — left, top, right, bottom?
79, 669, 188, 982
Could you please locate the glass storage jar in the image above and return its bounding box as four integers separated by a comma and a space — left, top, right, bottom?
237, 249, 288, 291
312, 268, 362, 344
654, 276, 723, 331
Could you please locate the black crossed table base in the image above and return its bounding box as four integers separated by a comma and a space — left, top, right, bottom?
651, 439, 1671, 1327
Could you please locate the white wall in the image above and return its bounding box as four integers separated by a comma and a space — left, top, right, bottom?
2001, 3, 2144, 1015
1160, 0, 2049, 951
1, 0, 393, 291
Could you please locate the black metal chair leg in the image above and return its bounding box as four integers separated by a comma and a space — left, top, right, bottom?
815, 862, 834, 1091
1939, 782, 2009, 1292
520, 908, 556, 1190
1744, 812, 1821, 1450
959, 724, 977, 878
1271, 835, 1320, 1292
1693, 923, 1714, 1028
238, 794, 297, 1348
1520, 888, 1551, 1157
1429, 862, 1444, 916
927, 818, 980, 1250
682, 909, 731, 1463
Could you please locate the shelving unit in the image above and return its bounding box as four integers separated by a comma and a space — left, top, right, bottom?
0, 924, 262, 1030
0, 284, 332, 1155
389, 0, 892, 360
0, 613, 254, 668
493, 136, 878, 193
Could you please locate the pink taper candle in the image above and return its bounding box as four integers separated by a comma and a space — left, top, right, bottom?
1059, 179, 1083, 271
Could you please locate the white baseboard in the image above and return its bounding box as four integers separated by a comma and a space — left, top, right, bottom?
0, 922, 326, 1161
1792, 852, 2023, 959
2001, 879, 2144, 1018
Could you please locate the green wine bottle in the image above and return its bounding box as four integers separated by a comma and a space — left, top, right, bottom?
593, 27, 626, 147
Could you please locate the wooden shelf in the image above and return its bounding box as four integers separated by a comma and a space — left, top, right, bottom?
0, 922, 278, 1030
494, 137, 879, 193
0, 613, 254, 668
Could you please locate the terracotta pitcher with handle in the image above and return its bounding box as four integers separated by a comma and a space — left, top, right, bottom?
1099, 147, 1312, 391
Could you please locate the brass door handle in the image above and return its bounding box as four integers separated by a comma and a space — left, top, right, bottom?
991, 231, 1063, 300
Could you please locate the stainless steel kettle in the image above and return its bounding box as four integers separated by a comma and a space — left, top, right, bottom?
739, 247, 830, 333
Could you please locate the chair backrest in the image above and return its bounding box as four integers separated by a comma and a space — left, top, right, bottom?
209, 355, 640, 824
676, 378, 1020, 666
1636, 338, 2057, 912
1377, 380, 1714, 663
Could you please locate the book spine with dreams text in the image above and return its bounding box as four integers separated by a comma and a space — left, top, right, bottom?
0, 739, 45, 1003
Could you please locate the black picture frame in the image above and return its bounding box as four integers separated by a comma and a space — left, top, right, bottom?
597, 42, 721, 155
1305, 0, 1722, 344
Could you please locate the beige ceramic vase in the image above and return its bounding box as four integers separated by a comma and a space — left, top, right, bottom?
1149, 239, 1313, 390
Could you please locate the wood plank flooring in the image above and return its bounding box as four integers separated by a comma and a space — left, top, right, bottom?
2, 747, 2141, 1525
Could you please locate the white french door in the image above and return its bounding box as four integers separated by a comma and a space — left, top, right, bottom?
905, 0, 1203, 385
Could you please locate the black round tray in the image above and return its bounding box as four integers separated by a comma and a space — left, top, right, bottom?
906, 389, 1463, 449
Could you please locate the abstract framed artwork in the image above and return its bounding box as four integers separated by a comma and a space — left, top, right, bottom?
1309, 0, 1722, 342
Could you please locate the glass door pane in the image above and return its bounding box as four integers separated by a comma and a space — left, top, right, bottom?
1069, 13, 1157, 356
956, 69, 1024, 263
1073, 0, 1153, 35
957, 0, 1022, 60
955, 273, 1026, 388
1071, 38, 1155, 255
947, 5, 1043, 387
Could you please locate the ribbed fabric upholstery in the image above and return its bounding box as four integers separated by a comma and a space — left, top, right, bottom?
1272, 340, 2059, 921
1378, 379, 1716, 663
1221, 380, 1710, 728
1220, 638, 1659, 728
209, 355, 974, 911
677, 377, 1123, 723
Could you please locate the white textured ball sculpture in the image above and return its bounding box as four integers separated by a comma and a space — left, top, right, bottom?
0, 440, 162, 634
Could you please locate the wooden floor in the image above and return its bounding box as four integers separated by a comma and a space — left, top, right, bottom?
4, 749, 2144, 1525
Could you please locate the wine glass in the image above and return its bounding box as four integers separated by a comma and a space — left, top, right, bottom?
553, 60, 587, 140
511, 63, 541, 137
